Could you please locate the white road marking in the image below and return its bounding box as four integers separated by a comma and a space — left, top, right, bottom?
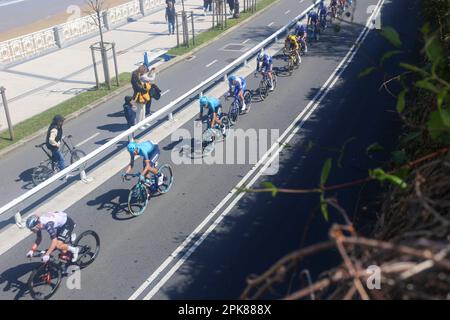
267, 22, 274, 27
285, 10, 291, 14
205, 59, 218, 68
75, 133, 100, 148
242, 39, 251, 44
161, 89, 170, 96
130, 0, 387, 300
0, 0, 26, 8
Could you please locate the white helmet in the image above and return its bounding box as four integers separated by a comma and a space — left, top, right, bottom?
257, 49, 265, 61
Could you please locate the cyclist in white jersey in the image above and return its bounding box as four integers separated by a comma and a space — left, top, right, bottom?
25, 211, 79, 263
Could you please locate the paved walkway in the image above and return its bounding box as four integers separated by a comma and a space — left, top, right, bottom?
0, 0, 217, 131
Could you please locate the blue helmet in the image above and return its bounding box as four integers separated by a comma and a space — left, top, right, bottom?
127, 141, 138, 153
199, 96, 208, 107
26, 215, 39, 230
228, 75, 237, 83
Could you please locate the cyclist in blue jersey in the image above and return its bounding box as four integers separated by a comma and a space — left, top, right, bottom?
256, 50, 274, 91
294, 22, 308, 53
317, 1, 328, 28
228, 75, 247, 112
124, 140, 163, 186
197, 95, 224, 131
308, 10, 319, 29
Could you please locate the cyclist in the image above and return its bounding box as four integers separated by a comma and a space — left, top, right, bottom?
285, 34, 301, 65
256, 50, 274, 91
228, 75, 247, 112
124, 140, 163, 187
45, 114, 65, 171
294, 22, 308, 54
197, 95, 226, 135
307, 9, 319, 37
317, 1, 328, 29
25, 211, 79, 263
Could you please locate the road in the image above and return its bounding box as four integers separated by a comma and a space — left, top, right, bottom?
0, 0, 421, 299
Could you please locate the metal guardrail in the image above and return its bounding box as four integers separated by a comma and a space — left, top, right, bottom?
0, 1, 318, 219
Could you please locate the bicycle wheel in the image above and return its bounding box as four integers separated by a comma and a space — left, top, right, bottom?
28, 262, 62, 300
272, 73, 278, 90
73, 230, 100, 269
128, 183, 149, 216
70, 149, 86, 165
31, 162, 54, 186
228, 102, 239, 125
259, 80, 268, 101
157, 164, 174, 194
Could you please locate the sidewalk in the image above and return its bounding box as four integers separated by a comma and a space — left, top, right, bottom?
0, 0, 214, 132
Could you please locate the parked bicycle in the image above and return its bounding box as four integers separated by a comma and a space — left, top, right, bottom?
225, 90, 252, 125
31, 135, 86, 186
201, 115, 231, 156
27, 229, 100, 300
255, 71, 277, 101
122, 163, 174, 216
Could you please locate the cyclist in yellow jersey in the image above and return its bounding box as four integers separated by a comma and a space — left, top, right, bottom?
285, 34, 301, 65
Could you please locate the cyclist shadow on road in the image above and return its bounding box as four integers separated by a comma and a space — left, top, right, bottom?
0, 262, 40, 300
86, 189, 133, 221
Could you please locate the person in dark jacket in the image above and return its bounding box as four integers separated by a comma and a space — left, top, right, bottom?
123, 96, 137, 141
45, 114, 65, 171
165, 1, 176, 35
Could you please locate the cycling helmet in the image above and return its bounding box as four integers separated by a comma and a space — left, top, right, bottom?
199, 96, 208, 107
257, 49, 265, 61
228, 75, 237, 83
127, 141, 138, 153
26, 215, 39, 230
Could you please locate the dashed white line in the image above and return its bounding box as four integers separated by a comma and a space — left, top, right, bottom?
268, 22, 274, 27
242, 39, 251, 44
161, 89, 170, 96
75, 133, 100, 148
205, 59, 218, 68
285, 10, 291, 14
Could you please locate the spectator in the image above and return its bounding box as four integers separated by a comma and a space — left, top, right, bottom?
123, 96, 137, 141
165, 2, 176, 35
45, 114, 65, 171
203, 0, 212, 15
131, 64, 150, 130
227, 0, 234, 15
140, 68, 157, 119
166, 0, 175, 5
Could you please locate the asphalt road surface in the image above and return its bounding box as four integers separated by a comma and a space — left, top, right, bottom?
0, 0, 421, 299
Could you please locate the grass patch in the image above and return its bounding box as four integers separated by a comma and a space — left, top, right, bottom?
168, 0, 278, 56
0, 72, 131, 151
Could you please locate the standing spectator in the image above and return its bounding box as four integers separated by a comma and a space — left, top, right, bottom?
166, 0, 175, 5
131, 64, 150, 130
45, 114, 65, 171
227, 0, 234, 15
203, 0, 212, 15
123, 96, 137, 141
165, 2, 176, 35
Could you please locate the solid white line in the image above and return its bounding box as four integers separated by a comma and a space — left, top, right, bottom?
242, 39, 251, 44
75, 133, 100, 148
285, 10, 291, 15
268, 22, 274, 27
161, 89, 170, 96
131, 0, 387, 300
0, 0, 26, 8
205, 59, 218, 68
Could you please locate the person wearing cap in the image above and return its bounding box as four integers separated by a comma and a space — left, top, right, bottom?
25, 211, 79, 263
45, 114, 65, 171
123, 140, 163, 187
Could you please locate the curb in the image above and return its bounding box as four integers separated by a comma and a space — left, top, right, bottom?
0, 0, 280, 159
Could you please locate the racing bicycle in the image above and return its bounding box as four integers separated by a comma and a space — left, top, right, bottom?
225, 90, 252, 125
122, 164, 174, 216
200, 115, 231, 156
27, 229, 100, 300
256, 71, 277, 101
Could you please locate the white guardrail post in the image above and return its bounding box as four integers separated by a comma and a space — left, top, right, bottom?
0, 3, 318, 224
